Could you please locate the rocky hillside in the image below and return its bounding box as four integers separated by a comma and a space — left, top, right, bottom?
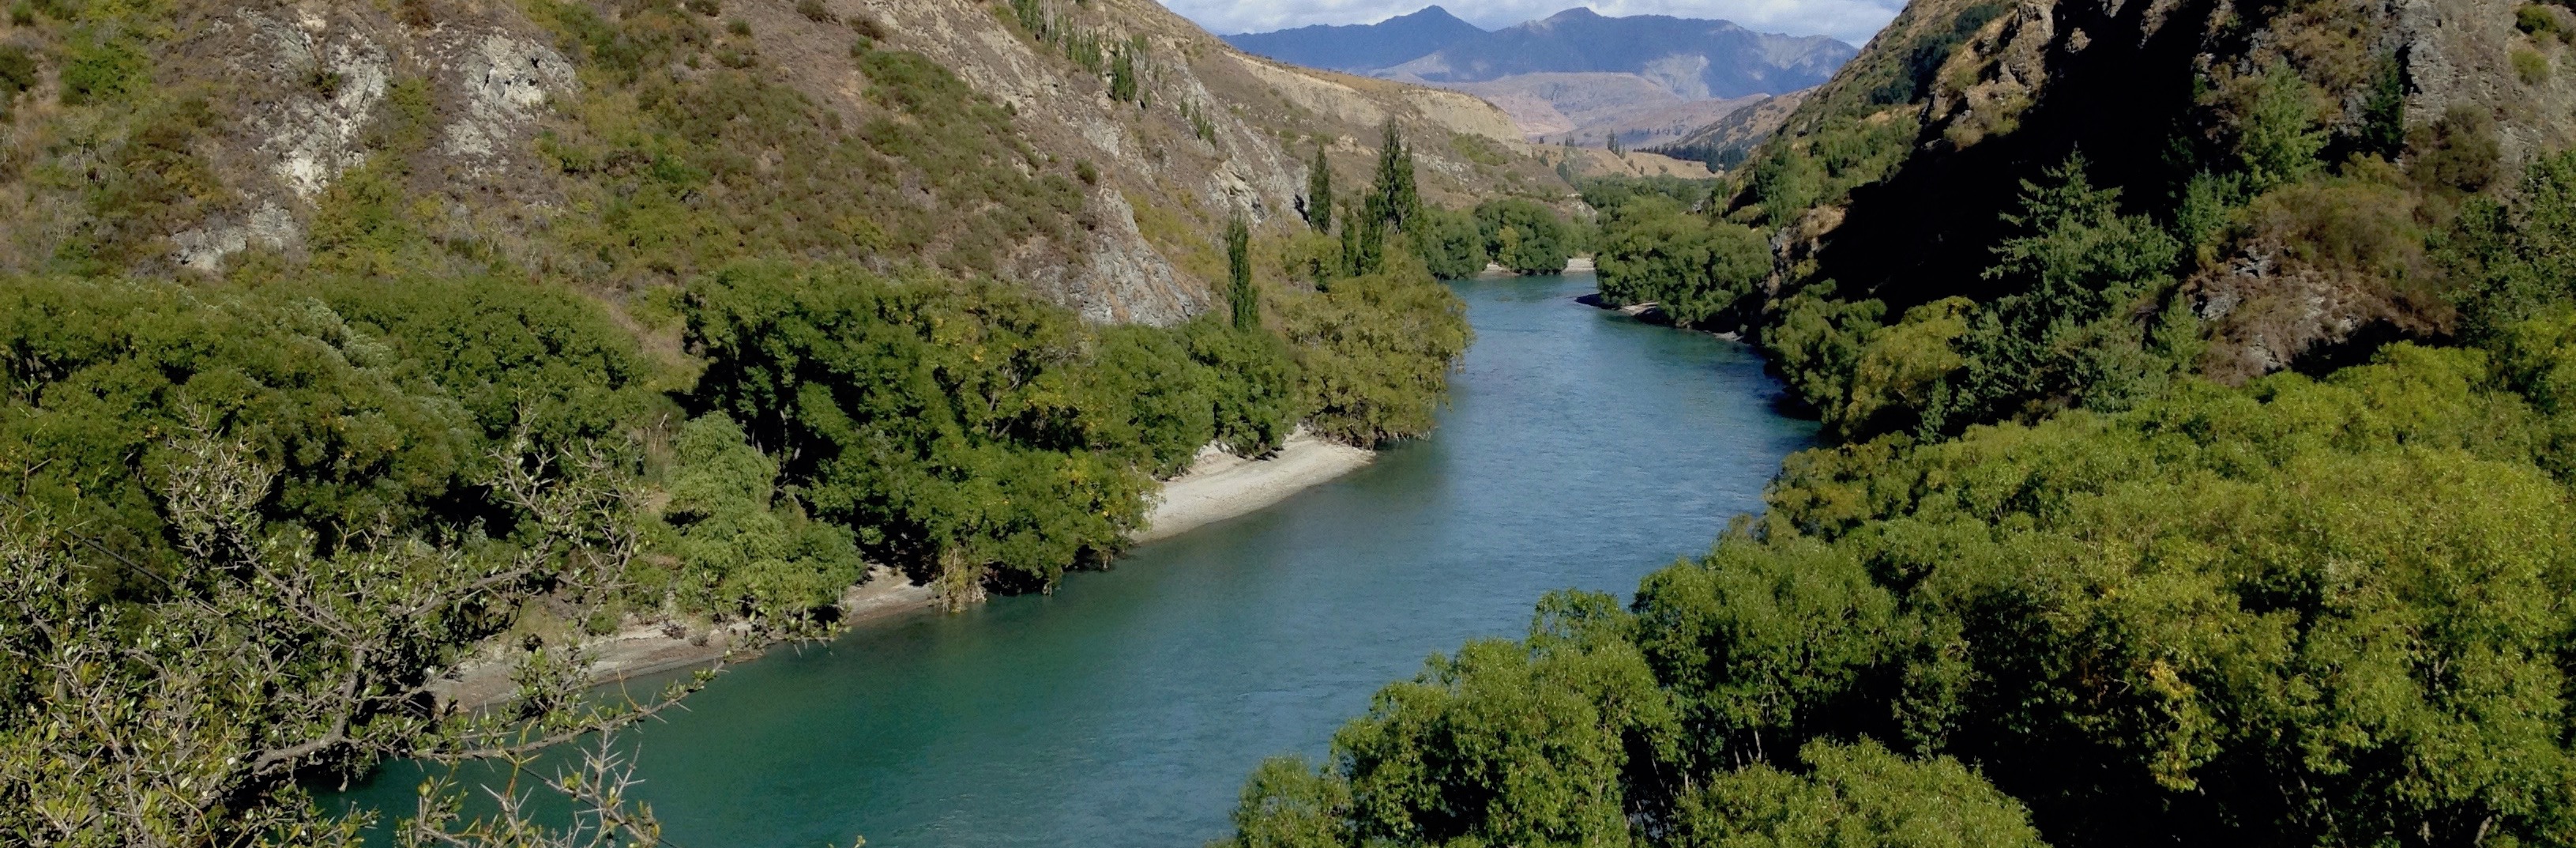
1649, 89, 1807, 171
0, 0, 1557, 324
1705, 0, 2576, 425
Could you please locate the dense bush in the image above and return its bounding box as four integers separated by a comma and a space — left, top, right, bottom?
1276, 251, 1474, 444
0, 277, 487, 572
1578, 175, 1718, 218
1409, 206, 1489, 280
683, 264, 1152, 593
1472, 198, 1575, 275
2446, 150, 2576, 339
643, 413, 867, 624
676, 262, 1354, 595
1595, 197, 1772, 326
1228, 337, 2576, 848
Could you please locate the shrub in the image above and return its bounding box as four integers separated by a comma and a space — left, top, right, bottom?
1472, 198, 1574, 275
1275, 251, 1472, 443
1409, 206, 1488, 280
1594, 198, 1771, 326
58, 32, 145, 106
647, 413, 866, 624
2516, 47, 2552, 85
2236, 63, 2325, 190
0, 44, 36, 96
2518, 3, 2559, 36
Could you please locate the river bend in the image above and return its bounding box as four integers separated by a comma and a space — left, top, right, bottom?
333, 272, 1817, 847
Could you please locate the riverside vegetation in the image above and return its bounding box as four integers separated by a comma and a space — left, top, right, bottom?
1217, 0, 2576, 846
0, 0, 1476, 844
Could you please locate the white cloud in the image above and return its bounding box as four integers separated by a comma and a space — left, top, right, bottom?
1158, 0, 1903, 45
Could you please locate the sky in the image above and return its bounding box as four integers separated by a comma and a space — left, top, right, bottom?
1154, 0, 1905, 45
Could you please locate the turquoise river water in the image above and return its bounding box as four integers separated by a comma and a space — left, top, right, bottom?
329, 272, 1818, 847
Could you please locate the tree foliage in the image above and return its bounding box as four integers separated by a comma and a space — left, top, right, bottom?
1596, 198, 1773, 326
684, 263, 1239, 597
643, 413, 866, 625
1228, 334, 2576, 848
1276, 251, 1474, 444
1305, 142, 1336, 234
1475, 198, 1576, 275
1410, 205, 1490, 280
1929, 157, 2188, 431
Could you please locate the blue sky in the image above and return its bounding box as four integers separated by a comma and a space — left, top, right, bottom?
1155, 1, 1905, 44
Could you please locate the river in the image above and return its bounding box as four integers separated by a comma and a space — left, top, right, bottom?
329, 272, 1817, 847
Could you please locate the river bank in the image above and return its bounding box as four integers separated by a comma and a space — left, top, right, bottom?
1138, 431, 1374, 543
431, 432, 1375, 710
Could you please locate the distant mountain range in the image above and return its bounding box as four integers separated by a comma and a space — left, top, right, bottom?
1382, 9, 1852, 100
1221, 6, 1854, 155
1220, 6, 1488, 73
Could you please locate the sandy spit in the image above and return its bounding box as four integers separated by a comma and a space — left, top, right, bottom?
1137, 430, 1374, 543
434, 433, 1373, 710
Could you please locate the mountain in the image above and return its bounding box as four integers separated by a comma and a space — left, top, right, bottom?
1220, 6, 1487, 73
1220, 9, 1852, 153
1445, 73, 1766, 148
1648, 90, 1810, 171
1383, 8, 1856, 100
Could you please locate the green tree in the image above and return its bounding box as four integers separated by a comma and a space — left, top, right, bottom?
1474, 198, 1574, 275
650, 413, 866, 626
1181, 318, 1301, 455
1109, 37, 1142, 104
2236, 63, 2326, 191
682, 262, 1160, 600
1275, 251, 1472, 443
1341, 201, 1386, 278
1217, 757, 1355, 848
1305, 142, 1335, 233
1365, 122, 1423, 233
1932, 156, 2183, 430
1672, 741, 2049, 848
2444, 150, 2576, 338
1595, 198, 1773, 325
1410, 205, 1489, 280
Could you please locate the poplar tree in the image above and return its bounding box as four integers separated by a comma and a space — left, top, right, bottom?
1306, 142, 1334, 232
1367, 121, 1422, 232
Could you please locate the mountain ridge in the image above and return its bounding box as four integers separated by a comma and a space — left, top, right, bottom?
1218, 6, 1487, 73
1381, 7, 1855, 100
